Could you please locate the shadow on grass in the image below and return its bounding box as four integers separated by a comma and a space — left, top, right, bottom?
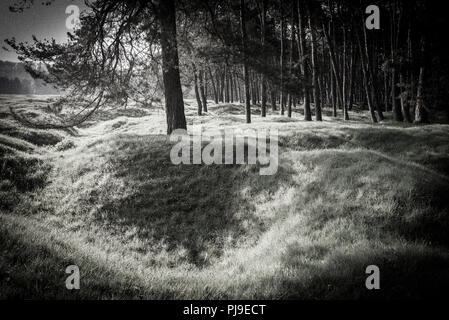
0, 145, 52, 210
92, 135, 294, 267
278, 243, 449, 299
0, 219, 149, 299
295, 149, 449, 249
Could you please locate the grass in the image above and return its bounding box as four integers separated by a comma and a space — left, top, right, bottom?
1, 95, 449, 299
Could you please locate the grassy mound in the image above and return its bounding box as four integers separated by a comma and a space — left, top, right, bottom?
1, 97, 449, 299
0, 119, 64, 147
0, 144, 51, 210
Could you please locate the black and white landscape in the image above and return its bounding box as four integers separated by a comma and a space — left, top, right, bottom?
1, 0, 449, 300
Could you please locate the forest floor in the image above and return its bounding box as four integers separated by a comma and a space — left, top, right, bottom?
1, 94, 449, 299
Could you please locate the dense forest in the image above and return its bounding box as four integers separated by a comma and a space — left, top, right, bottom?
6, 0, 449, 132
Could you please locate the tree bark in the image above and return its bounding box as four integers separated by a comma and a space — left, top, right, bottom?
287, 5, 295, 118
356, 27, 378, 123
309, 13, 322, 121
193, 65, 203, 116
199, 68, 207, 112
341, 25, 349, 120
323, 22, 345, 120
260, 0, 267, 117
158, 0, 186, 134
280, 0, 285, 115
414, 35, 427, 123
270, 87, 277, 111
390, 1, 403, 121
208, 66, 219, 104
240, 0, 251, 123
297, 0, 312, 121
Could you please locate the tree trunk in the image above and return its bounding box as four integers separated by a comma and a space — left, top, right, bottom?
193, 65, 203, 116
347, 43, 355, 111
414, 35, 427, 123
199, 68, 207, 112
270, 88, 277, 111
208, 66, 219, 104
362, 20, 384, 121
341, 25, 349, 120
297, 0, 312, 121
356, 28, 378, 123
287, 5, 295, 118
260, 0, 267, 117
400, 73, 412, 122
390, 1, 403, 121
309, 13, 322, 121
280, 0, 285, 115
240, 0, 251, 123
323, 22, 345, 121
158, 0, 186, 134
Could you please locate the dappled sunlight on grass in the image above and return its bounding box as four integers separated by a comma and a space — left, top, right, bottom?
1, 96, 449, 299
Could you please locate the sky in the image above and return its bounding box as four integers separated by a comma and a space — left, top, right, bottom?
0, 0, 87, 62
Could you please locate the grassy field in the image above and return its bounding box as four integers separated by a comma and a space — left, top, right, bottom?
1, 94, 449, 299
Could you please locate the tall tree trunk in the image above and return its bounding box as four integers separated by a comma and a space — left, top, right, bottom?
199, 68, 207, 112
400, 21, 413, 123
220, 69, 225, 102
414, 35, 427, 123
260, 0, 267, 117
193, 65, 203, 116
362, 20, 384, 121
287, 4, 295, 118
158, 0, 186, 134
240, 0, 251, 123
347, 43, 355, 111
390, 1, 403, 121
399, 73, 411, 122
356, 28, 378, 123
234, 74, 240, 103
323, 21, 345, 120
270, 87, 277, 111
341, 25, 349, 120
280, 0, 285, 115
297, 0, 312, 121
383, 71, 389, 111
224, 64, 230, 103
230, 71, 234, 103
208, 67, 219, 104
309, 13, 322, 121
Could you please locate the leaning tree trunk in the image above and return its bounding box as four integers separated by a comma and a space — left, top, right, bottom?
158, 0, 186, 134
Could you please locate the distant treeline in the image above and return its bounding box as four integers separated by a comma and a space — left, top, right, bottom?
0, 76, 33, 94
0, 60, 59, 95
